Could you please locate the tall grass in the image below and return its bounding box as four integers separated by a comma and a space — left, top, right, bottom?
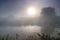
0, 33, 60, 40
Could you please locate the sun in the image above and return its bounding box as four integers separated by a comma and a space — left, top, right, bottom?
26, 6, 37, 17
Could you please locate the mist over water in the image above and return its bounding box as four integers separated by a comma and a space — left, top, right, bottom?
0, 1, 60, 39
0, 25, 41, 35
0, 7, 57, 36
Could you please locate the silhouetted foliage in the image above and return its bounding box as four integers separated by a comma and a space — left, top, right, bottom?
2, 35, 5, 40
58, 33, 60, 36
6, 34, 9, 40
0, 33, 60, 40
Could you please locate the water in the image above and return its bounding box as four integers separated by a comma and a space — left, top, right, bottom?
0, 25, 41, 35
0, 25, 59, 36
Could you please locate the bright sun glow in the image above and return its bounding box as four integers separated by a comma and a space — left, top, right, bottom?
27, 7, 37, 17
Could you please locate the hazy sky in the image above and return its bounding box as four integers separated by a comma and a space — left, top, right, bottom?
0, 0, 60, 27
0, 0, 60, 36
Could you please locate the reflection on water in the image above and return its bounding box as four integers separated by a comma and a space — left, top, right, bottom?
20, 26, 41, 34
0, 25, 41, 35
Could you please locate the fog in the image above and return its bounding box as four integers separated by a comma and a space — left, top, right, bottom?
0, 7, 59, 35
0, 0, 60, 37
0, 26, 41, 35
